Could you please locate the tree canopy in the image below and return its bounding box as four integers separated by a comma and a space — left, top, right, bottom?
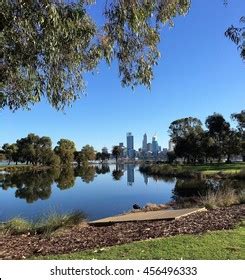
1, 0, 190, 110
1, 1, 243, 111
169, 112, 243, 163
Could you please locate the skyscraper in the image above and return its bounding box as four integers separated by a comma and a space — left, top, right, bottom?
127, 132, 135, 158
142, 133, 147, 151
152, 134, 159, 156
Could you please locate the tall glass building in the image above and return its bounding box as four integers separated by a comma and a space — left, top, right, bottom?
142, 133, 147, 151
127, 132, 135, 158
152, 135, 159, 156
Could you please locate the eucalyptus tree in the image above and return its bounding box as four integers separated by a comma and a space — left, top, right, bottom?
79, 145, 96, 164
54, 139, 76, 165
1, 0, 190, 111
169, 117, 203, 163
225, 16, 245, 60
232, 110, 245, 161
2, 143, 18, 164
205, 113, 231, 162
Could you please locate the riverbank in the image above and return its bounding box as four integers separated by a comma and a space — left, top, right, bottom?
0, 204, 244, 259
36, 224, 245, 260
0, 164, 52, 173
139, 162, 245, 179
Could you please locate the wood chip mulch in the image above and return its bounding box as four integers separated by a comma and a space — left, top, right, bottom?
0, 205, 244, 259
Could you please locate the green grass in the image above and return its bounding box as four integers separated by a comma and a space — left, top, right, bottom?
139, 162, 245, 179
0, 211, 86, 235
34, 225, 245, 260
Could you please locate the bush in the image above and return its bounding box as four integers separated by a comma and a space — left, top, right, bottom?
0, 211, 86, 236
199, 188, 240, 209
2, 218, 33, 235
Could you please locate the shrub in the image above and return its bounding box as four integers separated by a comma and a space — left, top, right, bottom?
0, 211, 86, 236
2, 218, 33, 235
199, 188, 240, 209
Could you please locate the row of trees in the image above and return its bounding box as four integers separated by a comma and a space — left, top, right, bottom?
168, 110, 244, 163
1, 134, 123, 166
0, 164, 125, 203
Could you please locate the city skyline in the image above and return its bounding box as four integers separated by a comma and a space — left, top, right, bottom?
0, 0, 244, 151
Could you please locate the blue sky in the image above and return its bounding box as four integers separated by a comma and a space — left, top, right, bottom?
1, 0, 244, 151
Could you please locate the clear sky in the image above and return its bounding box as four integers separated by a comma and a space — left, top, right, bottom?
1, 0, 244, 152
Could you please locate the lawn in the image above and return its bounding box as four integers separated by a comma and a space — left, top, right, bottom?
35, 225, 245, 260
186, 163, 245, 173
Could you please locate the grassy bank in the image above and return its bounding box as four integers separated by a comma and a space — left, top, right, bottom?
35, 224, 245, 260
139, 162, 245, 179
0, 211, 85, 235
0, 164, 52, 173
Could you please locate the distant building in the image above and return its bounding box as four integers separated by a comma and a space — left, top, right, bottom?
127, 132, 135, 158
102, 147, 108, 154
147, 143, 152, 152
152, 135, 159, 156
119, 142, 125, 157
142, 133, 147, 151
143, 173, 148, 185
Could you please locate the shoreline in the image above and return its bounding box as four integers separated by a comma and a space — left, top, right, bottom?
139, 163, 245, 180
0, 204, 244, 260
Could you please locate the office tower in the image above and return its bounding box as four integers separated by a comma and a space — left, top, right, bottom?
142, 133, 147, 151
152, 134, 159, 155
127, 132, 135, 158
119, 142, 124, 148
147, 143, 152, 152
102, 147, 108, 154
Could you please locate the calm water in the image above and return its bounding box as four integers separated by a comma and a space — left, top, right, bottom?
0, 164, 175, 221
0, 164, 244, 222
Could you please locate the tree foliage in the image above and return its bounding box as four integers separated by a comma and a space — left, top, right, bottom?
1, 0, 190, 111
54, 138, 76, 165
225, 16, 245, 60
112, 145, 122, 163
169, 112, 243, 163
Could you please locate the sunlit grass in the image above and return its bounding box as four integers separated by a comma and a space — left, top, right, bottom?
34, 224, 245, 260
0, 211, 86, 235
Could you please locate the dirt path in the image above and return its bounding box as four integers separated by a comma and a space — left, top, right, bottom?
0, 205, 244, 259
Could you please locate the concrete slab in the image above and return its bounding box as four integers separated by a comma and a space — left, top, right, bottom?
89, 207, 206, 226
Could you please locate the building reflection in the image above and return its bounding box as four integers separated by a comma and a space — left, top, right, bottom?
143, 173, 148, 185
127, 164, 135, 186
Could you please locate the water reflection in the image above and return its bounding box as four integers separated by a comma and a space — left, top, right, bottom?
75, 165, 96, 183
0, 171, 55, 203
0, 164, 245, 207
95, 164, 110, 175
56, 168, 75, 190
127, 164, 135, 186
111, 164, 124, 181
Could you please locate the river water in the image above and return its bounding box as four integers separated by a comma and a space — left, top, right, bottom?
0, 164, 244, 221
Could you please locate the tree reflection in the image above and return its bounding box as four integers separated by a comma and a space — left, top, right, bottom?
112, 164, 124, 181
173, 179, 212, 198
55, 167, 75, 190
12, 171, 55, 203
75, 165, 96, 183
95, 164, 110, 174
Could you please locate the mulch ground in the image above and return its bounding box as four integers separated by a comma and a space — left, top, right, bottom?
0, 204, 244, 259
